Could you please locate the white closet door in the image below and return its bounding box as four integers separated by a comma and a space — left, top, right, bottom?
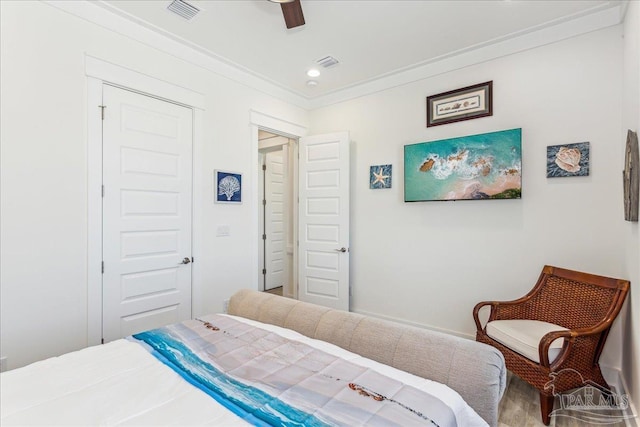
102, 85, 193, 343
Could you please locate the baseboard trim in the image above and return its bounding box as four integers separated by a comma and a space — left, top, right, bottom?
598, 367, 638, 427
602, 366, 623, 391
620, 372, 639, 427
352, 309, 475, 340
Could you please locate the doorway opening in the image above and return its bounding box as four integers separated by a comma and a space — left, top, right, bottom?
250, 110, 350, 310
258, 130, 297, 298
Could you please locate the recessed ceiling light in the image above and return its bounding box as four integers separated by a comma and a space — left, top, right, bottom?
307, 69, 320, 78
306, 80, 318, 87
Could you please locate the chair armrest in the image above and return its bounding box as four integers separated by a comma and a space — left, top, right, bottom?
473, 301, 496, 331
538, 320, 615, 368
538, 330, 572, 368
473, 297, 536, 331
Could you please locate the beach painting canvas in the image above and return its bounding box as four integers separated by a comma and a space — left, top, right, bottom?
404, 128, 522, 202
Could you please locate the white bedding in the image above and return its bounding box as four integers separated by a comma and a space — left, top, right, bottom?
0, 315, 486, 426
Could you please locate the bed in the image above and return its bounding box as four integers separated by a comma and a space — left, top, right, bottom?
1, 289, 506, 426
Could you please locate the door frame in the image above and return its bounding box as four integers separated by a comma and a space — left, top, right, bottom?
249, 111, 307, 299
86, 55, 205, 346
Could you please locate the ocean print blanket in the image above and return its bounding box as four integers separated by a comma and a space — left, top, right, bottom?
132, 314, 463, 427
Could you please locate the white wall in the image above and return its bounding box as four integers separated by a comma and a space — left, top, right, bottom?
0, 2, 636, 409
310, 26, 628, 372
0, 1, 307, 370
622, 0, 640, 416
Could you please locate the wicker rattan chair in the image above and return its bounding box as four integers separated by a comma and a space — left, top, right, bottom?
473, 265, 629, 425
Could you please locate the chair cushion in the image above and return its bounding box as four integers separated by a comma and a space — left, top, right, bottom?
486, 320, 568, 364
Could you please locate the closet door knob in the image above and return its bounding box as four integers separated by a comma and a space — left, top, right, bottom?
180, 257, 192, 264
335, 247, 347, 253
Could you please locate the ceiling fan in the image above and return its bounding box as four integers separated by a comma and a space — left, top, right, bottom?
269, 0, 305, 29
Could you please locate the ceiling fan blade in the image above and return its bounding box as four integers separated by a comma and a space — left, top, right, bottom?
281, 0, 305, 29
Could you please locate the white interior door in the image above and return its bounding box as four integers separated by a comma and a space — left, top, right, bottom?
258, 152, 266, 290
298, 132, 350, 311
102, 85, 193, 343
264, 150, 286, 290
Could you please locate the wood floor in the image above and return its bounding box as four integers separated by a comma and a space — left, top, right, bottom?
499, 372, 629, 427
264, 286, 283, 296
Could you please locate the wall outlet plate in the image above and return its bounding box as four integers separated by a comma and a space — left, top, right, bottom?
216, 225, 230, 237
223, 299, 230, 313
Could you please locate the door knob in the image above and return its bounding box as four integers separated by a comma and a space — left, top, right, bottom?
335, 247, 347, 253
180, 257, 192, 264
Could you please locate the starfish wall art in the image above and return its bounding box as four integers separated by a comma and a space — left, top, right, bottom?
369, 164, 392, 189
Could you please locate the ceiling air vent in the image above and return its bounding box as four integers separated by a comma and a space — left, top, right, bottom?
167, 0, 200, 20
316, 56, 339, 69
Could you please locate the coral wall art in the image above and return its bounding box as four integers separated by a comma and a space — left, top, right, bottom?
369, 164, 392, 189
215, 170, 242, 203
404, 128, 522, 202
546, 142, 589, 178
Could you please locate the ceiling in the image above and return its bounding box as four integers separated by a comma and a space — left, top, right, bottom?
98, 0, 625, 100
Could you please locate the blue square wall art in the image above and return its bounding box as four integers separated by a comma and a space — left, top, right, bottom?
546, 142, 590, 178
215, 170, 242, 203
370, 164, 392, 189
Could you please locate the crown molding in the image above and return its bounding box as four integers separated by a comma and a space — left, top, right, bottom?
43, 0, 312, 109
44, 1, 624, 111
308, 4, 625, 109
